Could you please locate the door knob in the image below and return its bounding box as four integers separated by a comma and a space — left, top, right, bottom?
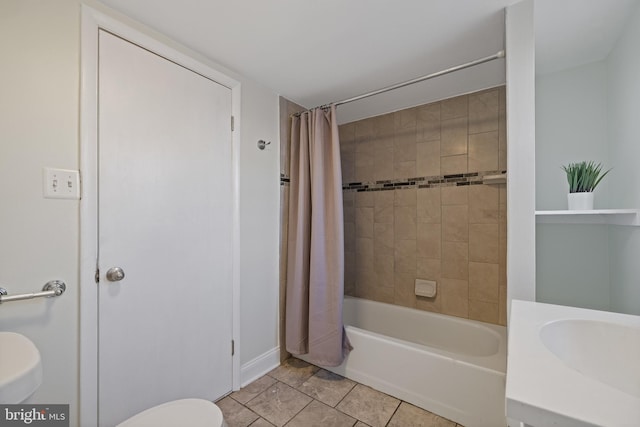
106, 267, 125, 282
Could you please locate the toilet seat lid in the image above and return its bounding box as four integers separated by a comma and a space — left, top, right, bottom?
117, 398, 224, 427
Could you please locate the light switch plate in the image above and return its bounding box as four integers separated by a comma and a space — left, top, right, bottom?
43, 168, 80, 199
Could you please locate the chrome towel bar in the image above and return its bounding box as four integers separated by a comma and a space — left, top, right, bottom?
0, 280, 66, 304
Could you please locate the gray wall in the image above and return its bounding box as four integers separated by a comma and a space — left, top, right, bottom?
607, 1, 640, 315
535, 61, 611, 310
535, 1, 640, 315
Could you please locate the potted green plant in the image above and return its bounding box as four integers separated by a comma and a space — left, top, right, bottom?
561, 161, 611, 210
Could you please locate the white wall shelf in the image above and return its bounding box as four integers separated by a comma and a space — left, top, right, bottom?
535, 209, 640, 226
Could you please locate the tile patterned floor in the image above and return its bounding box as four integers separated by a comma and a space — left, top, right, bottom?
217, 357, 464, 427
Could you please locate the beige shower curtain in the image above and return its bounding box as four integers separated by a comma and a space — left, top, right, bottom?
285, 105, 351, 367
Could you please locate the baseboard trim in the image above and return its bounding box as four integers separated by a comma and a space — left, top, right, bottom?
240, 347, 280, 387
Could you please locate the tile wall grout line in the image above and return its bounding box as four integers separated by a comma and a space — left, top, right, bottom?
280, 170, 507, 190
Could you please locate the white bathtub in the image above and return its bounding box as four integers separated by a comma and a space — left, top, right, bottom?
299, 296, 507, 427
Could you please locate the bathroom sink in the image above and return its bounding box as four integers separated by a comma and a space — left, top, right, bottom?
506, 301, 640, 427
540, 319, 640, 398
0, 332, 43, 403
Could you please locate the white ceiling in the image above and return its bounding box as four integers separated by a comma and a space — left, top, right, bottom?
535, 0, 639, 75
98, 0, 639, 122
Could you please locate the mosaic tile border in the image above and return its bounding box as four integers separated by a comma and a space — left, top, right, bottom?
280, 170, 506, 190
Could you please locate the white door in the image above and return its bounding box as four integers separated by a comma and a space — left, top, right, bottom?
97, 30, 233, 427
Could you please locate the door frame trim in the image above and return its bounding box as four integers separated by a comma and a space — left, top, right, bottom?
80, 6, 242, 426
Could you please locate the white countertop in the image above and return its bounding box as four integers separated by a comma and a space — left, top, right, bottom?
506, 300, 640, 427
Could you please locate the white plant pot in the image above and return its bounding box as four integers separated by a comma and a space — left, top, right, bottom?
567, 192, 594, 210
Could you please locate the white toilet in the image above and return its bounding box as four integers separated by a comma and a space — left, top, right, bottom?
117, 398, 227, 427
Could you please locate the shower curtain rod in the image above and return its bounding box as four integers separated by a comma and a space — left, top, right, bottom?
293, 50, 505, 117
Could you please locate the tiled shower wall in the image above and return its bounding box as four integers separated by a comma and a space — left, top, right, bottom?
340, 87, 507, 325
